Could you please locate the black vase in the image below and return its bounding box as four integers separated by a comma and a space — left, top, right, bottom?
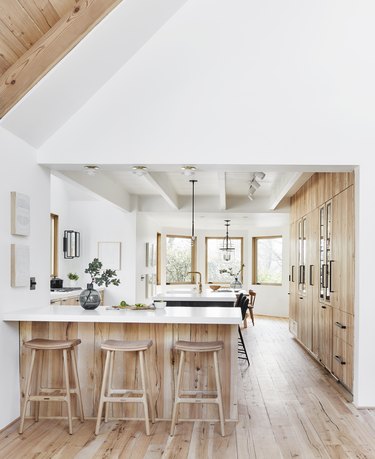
79, 283, 101, 310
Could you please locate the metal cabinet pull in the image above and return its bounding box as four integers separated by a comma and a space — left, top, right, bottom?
335, 321, 346, 329
334, 355, 346, 365
291, 265, 295, 282
321, 264, 327, 288
309, 265, 314, 286
321, 305, 326, 309
329, 260, 335, 293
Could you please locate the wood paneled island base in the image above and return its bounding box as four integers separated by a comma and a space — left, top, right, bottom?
15, 307, 240, 423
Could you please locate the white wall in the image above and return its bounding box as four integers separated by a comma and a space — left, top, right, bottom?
0, 127, 50, 429
51, 175, 137, 305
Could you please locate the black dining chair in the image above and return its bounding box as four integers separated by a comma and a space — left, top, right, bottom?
236, 295, 250, 365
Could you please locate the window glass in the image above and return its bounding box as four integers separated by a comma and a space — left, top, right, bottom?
253, 236, 282, 285
206, 237, 243, 283
166, 235, 195, 284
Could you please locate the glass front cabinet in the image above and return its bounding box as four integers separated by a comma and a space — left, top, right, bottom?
319, 200, 333, 304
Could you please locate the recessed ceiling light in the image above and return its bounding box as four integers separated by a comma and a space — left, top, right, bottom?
132, 166, 148, 176
84, 165, 99, 176
181, 166, 197, 176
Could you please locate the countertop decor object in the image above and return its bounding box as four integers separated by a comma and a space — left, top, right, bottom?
209, 285, 221, 291
80, 258, 120, 310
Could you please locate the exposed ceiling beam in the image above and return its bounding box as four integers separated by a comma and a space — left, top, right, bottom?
144, 172, 179, 210
0, 0, 122, 118
269, 172, 313, 210
218, 172, 227, 210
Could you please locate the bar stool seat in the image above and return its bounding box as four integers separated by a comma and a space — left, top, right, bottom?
95, 339, 154, 436
19, 338, 84, 435
170, 340, 225, 437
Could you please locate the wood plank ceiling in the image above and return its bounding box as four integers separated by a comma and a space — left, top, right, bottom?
0, 0, 122, 119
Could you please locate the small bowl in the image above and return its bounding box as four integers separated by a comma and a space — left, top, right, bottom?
209, 285, 221, 291
153, 300, 167, 309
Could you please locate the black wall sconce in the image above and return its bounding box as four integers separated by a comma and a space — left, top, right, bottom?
63, 230, 80, 259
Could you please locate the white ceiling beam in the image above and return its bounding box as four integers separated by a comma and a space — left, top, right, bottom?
269, 172, 313, 210
144, 172, 179, 210
218, 172, 226, 210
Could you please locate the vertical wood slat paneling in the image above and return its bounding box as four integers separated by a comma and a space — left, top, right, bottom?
19, 321, 238, 421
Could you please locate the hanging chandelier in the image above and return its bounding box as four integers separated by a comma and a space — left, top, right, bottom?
190, 179, 197, 246
220, 219, 235, 261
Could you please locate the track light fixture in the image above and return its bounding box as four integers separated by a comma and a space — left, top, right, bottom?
132, 166, 148, 176
248, 172, 266, 200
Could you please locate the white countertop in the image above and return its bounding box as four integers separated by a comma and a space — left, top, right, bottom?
1, 305, 241, 325
155, 290, 237, 302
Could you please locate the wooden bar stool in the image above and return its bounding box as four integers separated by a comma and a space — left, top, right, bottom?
95, 339, 154, 436
19, 338, 84, 435
170, 340, 225, 437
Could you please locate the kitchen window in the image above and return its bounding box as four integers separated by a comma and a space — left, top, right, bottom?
253, 236, 282, 285
205, 237, 243, 284
166, 235, 196, 284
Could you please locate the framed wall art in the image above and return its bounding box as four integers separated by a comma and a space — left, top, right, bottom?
11, 244, 30, 287
11, 192, 30, 236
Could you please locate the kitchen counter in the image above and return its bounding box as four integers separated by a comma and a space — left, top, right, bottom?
2, 304, 241, 324
154, 289, 238, 307
4, 305, 241, 422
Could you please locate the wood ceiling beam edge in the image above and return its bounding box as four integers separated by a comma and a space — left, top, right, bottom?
0, 0, 123, 118
218, 171, 226, 210
144, 172, 179, 210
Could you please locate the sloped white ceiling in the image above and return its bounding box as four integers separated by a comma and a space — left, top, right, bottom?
31, 0, 375, 166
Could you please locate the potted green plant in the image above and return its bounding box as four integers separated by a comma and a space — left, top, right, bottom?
80, 258, 120, 310
67, 272, 79, 287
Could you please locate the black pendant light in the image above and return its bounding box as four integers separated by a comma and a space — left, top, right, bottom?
220, 220, 235, 261
190, 179, 197, 245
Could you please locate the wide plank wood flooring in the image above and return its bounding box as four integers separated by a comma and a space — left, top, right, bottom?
1, 316, 375, 458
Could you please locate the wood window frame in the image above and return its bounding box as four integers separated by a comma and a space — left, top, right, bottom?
205, 236, 244, 284
252, 235, 282, 286
165, 234, 197, 285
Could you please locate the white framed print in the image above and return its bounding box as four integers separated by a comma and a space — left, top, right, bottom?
11, 192, 30, 236
98, 242, 121, 270
11, 244, 30, 287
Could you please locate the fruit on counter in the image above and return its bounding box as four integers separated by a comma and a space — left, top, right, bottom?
120, 300, 127, 306
135, 303, 146, 308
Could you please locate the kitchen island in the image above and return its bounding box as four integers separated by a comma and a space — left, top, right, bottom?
154, 289, 237, 307
2, 305, 241, 422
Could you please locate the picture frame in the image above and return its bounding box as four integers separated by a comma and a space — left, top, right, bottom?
11, 244, 30, 287
98, 242, 121, 270
145, 242, 150, 267
11, 192, 30, 236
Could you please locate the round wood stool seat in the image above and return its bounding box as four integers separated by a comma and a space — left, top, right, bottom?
174, 340, 224, 353
95, 339, 155, 436
24, 338, 81, 350
170, 340, 225, 437
19, 338, 84, 435
100, 339, 152, 352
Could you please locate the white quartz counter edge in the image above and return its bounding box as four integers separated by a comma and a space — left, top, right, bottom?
1, 305, 242, 325
155, 291, 237, 302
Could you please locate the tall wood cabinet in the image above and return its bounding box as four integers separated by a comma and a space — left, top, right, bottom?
289, 172, 355, 393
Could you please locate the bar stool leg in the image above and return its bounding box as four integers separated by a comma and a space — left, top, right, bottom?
19, 348, 36, 434
213, 351, 225, 437
104, 350, 115, 423
70, 348, 84, 422
170, 350, 185, 436
62, 349, 73, 435
144, 356, 155, 423
95, 350, 111, 435
35, 350, 44, 422
139, 350, 151, 435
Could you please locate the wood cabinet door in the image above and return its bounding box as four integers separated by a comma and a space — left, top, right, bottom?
332, 186, 355, 314
318, 304, 333, 371
289, 222, 298, 334
307, 208, 320, 356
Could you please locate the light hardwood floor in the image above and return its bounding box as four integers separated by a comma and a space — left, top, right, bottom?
1, 316, 375, 459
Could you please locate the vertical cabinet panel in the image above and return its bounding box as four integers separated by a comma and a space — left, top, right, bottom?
289, 222, 298, 336
318, 304, 332, 371
332, 186, 355, 314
